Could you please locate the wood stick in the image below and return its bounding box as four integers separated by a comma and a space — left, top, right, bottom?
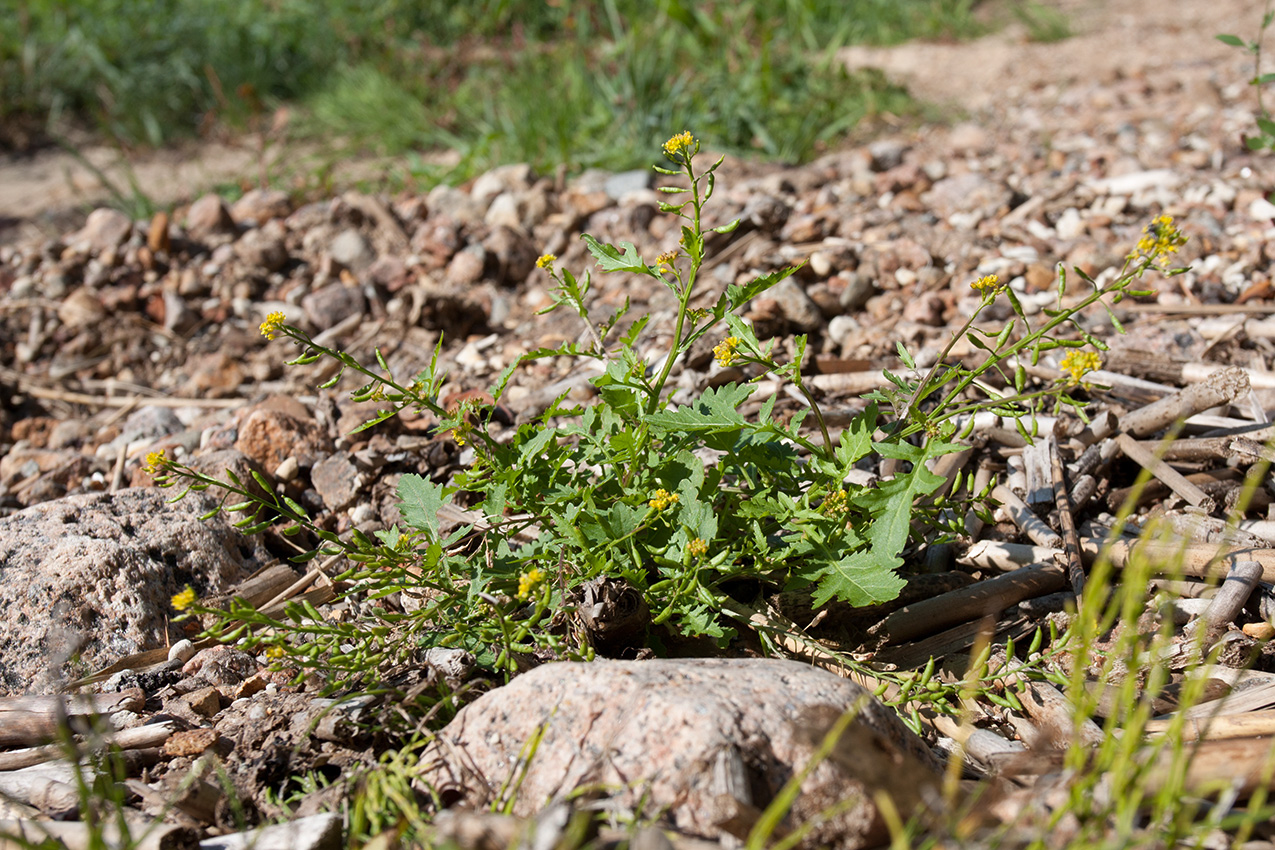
874, 562, 1067, 644
1078, 533, 1275, 583
871, 613, 1027, 669
0, 721, 177, 773
1114, 433, 1216, 512
991, 484, 1063, 549
1020, 681, 1105, 748
0, 818, 194, 850
960, 541, 1063, 572
1145, 708, 1275, 740
1118, 366, 1250, 438
1199, 560, 1263, 631
1050, 439, 1086, 602
0, 690, 144, 748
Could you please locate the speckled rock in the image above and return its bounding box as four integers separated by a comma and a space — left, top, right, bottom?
422, 658, 940, 848
0, 488, 265, 694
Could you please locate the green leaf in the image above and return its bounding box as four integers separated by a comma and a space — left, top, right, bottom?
1215, 33, 1246, 47
645, 383, 753, 435
896, 341, 916, 369
726, 264, 802, 310
582, 234, 655, 275
398, 474, 449, 540
810, 550, 908, 607
835, 403, 877, 468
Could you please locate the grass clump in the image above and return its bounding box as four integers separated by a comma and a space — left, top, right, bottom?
3, 0, 982, 177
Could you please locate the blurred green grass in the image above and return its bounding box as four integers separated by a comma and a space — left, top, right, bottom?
2, 0, 985, 180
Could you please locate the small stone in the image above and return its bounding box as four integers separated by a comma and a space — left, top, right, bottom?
1249, 196, 1275, 222
838, 273, 877, 312
57, 288, 106, 329
484, 193, 523, 231
147, 210, 170, 253
867, 139, 907, 171
180, 685, 222, 718
482, 226, 537, 285
235, 227, 289, 272
902, 292, 945, 326
186, 194, 236, 237
234, 407, 325, 470
767, 278, 823, 332
168, 639, 196, 663
302, 283, 367, 331
329, 228, 376, 272
445, 245, 487, 285
76, 208, 133, 254
163, 728, 219, 757
230, 189, 292, 225
604, 169, 652, 200
274, 456, 299, 483
311, 454, 362, 512
1054, 208, 1085, 240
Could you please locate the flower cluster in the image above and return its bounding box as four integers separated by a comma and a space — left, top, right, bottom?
970, 274, 1002, 296
656, 250, 679, 270
821, 489, 848, 516
536, 253, 557, 270
713, 336, 741, 367
1060, 350, 1102, 384
686, 538, 708, 559
1131, 214, 1187, 264
662, 131, 696, 161
142, 449, 167, 476
171, 585, 198, 612
259, 311, 286, 340
517, 567, 546, 600
649, 489, 680, 511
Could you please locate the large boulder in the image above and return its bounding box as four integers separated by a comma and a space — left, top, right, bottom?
422, 658, 941, 849
0, 488, 265, 694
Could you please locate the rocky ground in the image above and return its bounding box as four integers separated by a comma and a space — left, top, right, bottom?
3, 0, 1275, 847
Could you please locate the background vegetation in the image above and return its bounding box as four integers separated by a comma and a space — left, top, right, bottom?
1, 0, 984, 181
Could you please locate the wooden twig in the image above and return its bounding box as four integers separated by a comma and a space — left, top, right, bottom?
961, 541, 1063, 572
1078, 533, 1275, 583
1199, 560, 1263, 632
873, 562, 1067, 645
1114, 433, 1215, 512
1145, 708, 1275, 740
1049, 440, 1086, 602
0, 690, 143, 748
992, 484, 1063, 549
1117, 366, 1250, 438
1021, 681, 1105, 748
0, 721, 178, 772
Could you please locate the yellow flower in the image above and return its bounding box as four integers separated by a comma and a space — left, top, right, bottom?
142, 450, 167, 476
1130, 214, 1187, 264
821, 489, 848, 516
663, 131, 696, 161
171, 586, 198, 612
264, 645, 286, 661
1060, 350, 1102, 384
649, 489, 680, 511
713, 336, 741, 367
536, 253, 557, 270
656, 250, 679, 270
517, 568, 546, 600
687, 538, 708, 559
259, 311, 286, 340
970, 274, 1002, 295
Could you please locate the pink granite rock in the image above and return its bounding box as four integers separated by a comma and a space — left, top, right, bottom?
422, 658, 941, 848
